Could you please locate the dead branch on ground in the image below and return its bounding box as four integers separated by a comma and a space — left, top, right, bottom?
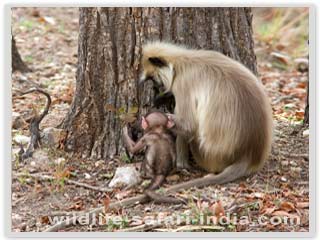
16, 88, 51, 161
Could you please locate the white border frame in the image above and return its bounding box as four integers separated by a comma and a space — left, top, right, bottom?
1, 1, 316, 239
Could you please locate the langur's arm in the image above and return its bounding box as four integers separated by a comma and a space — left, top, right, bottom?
123, 126, 147, 154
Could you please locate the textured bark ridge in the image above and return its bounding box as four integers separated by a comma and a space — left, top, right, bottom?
62, 7, 257, 160
12, 36, 31, 73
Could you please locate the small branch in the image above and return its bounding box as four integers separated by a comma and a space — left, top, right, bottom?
19, 87, 52, 125
43, 169, 247, 232
279, 152, 309, 160
42, 178, 198, 232
116, 222, 164, 232
13, 172, 113, 193
43, 195, 148, 232
272, 95, 294, 105
48, 211, 88, 216
172, 225, 225, 232
66, 179, 113, 192
16, 88, 51, 161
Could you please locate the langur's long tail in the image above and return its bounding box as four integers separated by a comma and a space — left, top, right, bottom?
167, 159, 252, 193
144, 190, 186, 204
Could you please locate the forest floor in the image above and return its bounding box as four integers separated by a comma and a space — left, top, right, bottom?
11, 8, 309, 232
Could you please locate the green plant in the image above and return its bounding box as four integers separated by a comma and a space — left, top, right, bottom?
20, 19, 34, 30
120, 153, 131, 163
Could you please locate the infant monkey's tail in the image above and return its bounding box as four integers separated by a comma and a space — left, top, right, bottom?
145, 175, 186, 204
147, 175, 166, 191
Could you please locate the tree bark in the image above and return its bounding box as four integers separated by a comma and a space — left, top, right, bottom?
304, 83, 309, 125
12, 35, 30, 73
62, 7, 257, 160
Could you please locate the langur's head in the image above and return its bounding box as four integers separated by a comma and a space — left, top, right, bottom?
141, 111, 175, 131
139, 42, 176, 92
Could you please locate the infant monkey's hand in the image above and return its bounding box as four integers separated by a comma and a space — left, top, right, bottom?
122, 125, 129, 135
166, 113, 174, 120
165, 113, 176, 129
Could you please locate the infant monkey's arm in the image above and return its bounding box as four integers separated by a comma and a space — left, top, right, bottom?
122, 125, 147, 154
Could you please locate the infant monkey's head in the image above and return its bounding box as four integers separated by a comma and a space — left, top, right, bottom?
141, 111, 174, 131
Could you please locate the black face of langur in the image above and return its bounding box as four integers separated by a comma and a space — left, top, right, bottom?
123, 111, 176, 190
139, 58, 175, 112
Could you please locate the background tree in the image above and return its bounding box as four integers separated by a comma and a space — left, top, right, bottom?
62, 7, 257, 160
304, 84, 309, 125
12, 35, 30, 73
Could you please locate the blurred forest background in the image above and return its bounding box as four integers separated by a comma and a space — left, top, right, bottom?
11, 8, 309, 232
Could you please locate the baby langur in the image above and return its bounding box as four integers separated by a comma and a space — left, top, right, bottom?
123, 111, 184, 204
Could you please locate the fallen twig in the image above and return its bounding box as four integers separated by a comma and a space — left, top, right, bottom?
42, 178, 201, 232
272, 95, 294, 105
48, 211, 88, 216
116, 222, 164, 232
44, 195, 148, 232
43, 169, 255, 232
13, 172, 113, 193
280, 152, 309, 160
172, 225, 225, 232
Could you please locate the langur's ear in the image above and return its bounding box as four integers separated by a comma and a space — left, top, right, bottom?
141, 116, 149, 130
149, 57, 167, 67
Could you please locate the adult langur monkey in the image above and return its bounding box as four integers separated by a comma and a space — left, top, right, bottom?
139, 42, 273, 189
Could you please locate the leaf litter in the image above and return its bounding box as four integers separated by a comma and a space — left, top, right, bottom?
11, 8, 309, 232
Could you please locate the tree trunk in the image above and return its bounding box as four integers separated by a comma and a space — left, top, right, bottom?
304, 83, 309, 125
12, 35, 30, 73
62, 7, 257, 160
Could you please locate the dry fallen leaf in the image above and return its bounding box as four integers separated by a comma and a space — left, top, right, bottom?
210, 200, 225, 219
68, 200, 84, 210
31, 9, 40, 17
280, 201, 295, 212
105, 104, 117, 112
166, 174, 180, 182
252, 192, 265, 199
262, 207, 276, 215
115, 190, 132, 200
272, 210, 297, 218
40, 215, 50, 224
55, 168, 71, 179
296, 202, 309, 209
295, 110, 305, 120
103, 195, 111, 213
34, 183, 42, 193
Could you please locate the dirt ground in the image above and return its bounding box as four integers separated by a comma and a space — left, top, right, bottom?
11, 8, 309, 232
